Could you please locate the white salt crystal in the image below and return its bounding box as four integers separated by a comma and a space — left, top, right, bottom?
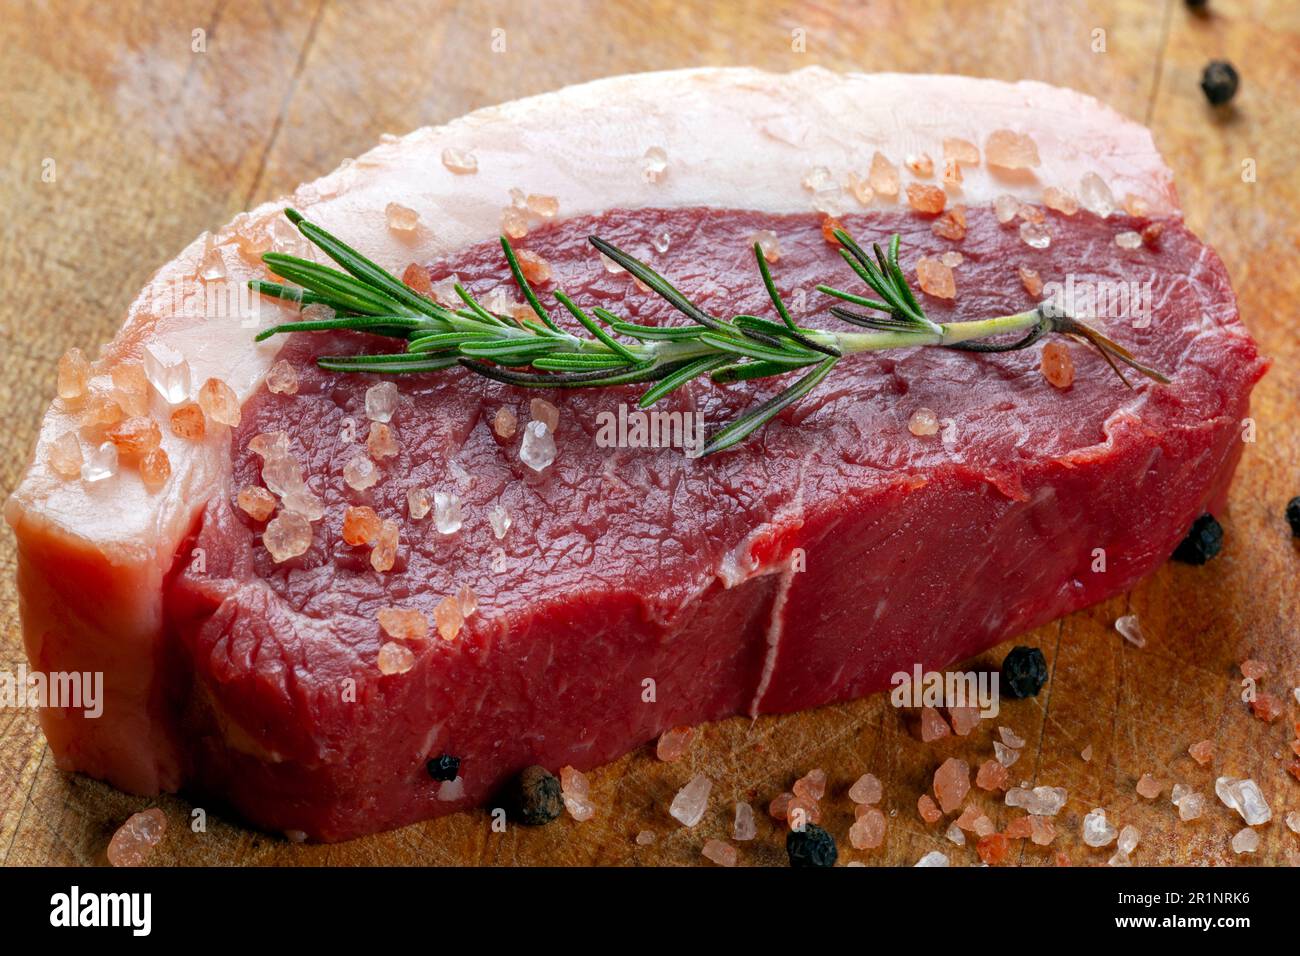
945, 822, 966, 846
433, 491, 463, 535
519, 420, 556, 472
1231, 827, 1259, 854
441, 147, 477, 174
994, 741, 1021, 767
1178, 792, 1205, 822
1286, 810, 1300, 834
1115, 614, 1145, 647
1170, 783, 1191, 805
1215, 777, 1271, 825
668, 772, 711, 827
488, 504, 512, 540
1019, 221, 1051, 249
1106, 851, 1133, 867
143, 340, 191, 404
914, 851, 949, 867
365, 381, 399, 423
1114, 231, 1143, 250
998, 726, 1026, 749
1082, 808, 1117, 847
1117, 824, 1141, 855
1006, 785, 1067, 816
407, 486, 431, 519
1078, 172, 1116, 218
80, 441, 119, 483
642, 146, 668, 184
732, 802, 756, 841
651, 230, 671, 254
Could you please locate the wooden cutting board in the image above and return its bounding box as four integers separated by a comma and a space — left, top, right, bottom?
2, 0, 1297, 867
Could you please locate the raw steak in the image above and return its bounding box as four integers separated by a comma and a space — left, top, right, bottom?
7, 69, 1265, 841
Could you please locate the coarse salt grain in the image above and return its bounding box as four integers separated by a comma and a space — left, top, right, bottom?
377, 642, 415, 675
343, 455, 379, 491
908, 407, 940, 437
516, 248, 552, 284
342, 505, 381, 545
57, 348, 90, 401
142, 341, 191, 405
264, 510, 312, 562
915, 851, 949, 867
848, 773, 882, 805
369, 519, 399, 572
140, 448, 170, 491
367, 422, 399, 460
793, 768, 827, 801
519, 420, 556, 472
1136, 774, 1162, 799
106, 808, 167, 867
702, 839, 737, 867
111, 363, 150, 415
1115, 230, 1143, 250
1115, 614, 1145, 647
78, 394, 123, 432
365, 381, 399, 423
406, 486, 431, 520
1082, 808, 1117, 847
81, 441, 119, 483
266, 360, 299, 395
906, 183, 946, 215
656, 726, 695, 762
1019, 221, 1051, 249
457, 583, 478, 618
943, 137, 980, 165
868, 152, 899, 197
733, 802, 757, 841
985, 129, 1040, 169
1040, 341, 1075, 388
1231, 827, 1259, 854
749, 229, 781, 261
1188, 739, 1214, 765
106, 416, 161, 460
385, 202, 419, 232
378, 607, 428, 642
441, 147, 478, 174
846, 171, 874, 205
994, 194, 1019, 224
198, 378, 241, 427
492, 406, 518, 439
433, 491, 463, 534
850, 807, 886, 849
915, 256, 955, 298
237, 486, 277, 521
1018, 266, 1043, 297
933, 757, 970, 814
635, 830, 655, 846
47, 432, 83, 478
1042, 186, 1080, 215
170, 403, 205, 439
669, 773, 712, 827
434, 594, 464, 641
905, 153, 934, 177
642, 146, 668, 183
1079, 172, 1116, 217
932, 206, 967, 241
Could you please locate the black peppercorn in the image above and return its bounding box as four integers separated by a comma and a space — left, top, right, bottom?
786, 823, 838, 867
502, 765, 563, 826
1172, 513, 1223, 564
426, 753, 460, 781
1286, 497, 1300, 538
1001, 646, 1048, 699
1200, 61, 1239, 106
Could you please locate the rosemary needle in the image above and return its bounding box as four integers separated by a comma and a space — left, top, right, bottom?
250, 209, 1168, 456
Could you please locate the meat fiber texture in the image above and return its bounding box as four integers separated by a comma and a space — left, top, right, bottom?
6, 68, 1265, 841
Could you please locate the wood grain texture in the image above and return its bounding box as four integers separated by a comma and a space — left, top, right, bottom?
1, 0, 1296, 867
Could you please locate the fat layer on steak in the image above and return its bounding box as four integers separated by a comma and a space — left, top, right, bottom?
6, 68, 1263, 840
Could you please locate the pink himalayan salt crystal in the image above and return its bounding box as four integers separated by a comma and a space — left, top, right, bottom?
369, 519, 399, 572
750, 229, 781, 261
1240, 659, 1269, 680
656, 726, 695, 762
530, 397, 560, 432
977, 759, 1010, 791
441, 147, 478, 174
933, 757, 970, 814
994, 741, 1021, 768
1081, 744, 1094, 762
1114, 614, 1145, 647
344, 454, 379, 491
263, 510, 312, 562
908, 407, 940, 437
140, 448, 170, 491
1188, 739, 1214, 765
846, 172, 874, 205
385, 202, 419, 232
994, 194, 1019, 224
457, 583, 478, 618
768, 792, 794, 820
669, 772, 712, 827
635, 830, 656, 846
516, 248, 552, 284
367, 422, 399, 460
1005, 815, 1033, 839
1286, 810, 1300, 835
793, 768, 827, 801
702, 838, 737, 867
560, 766, 595, 822
917, 793, 942, 823
365, 381, 399, 423
868, 152, 900, 197
377, 641, 415, 675
342, 505, 381, 546
733, 802, 757, 841
948, 706, 981, 736
171, 403, 206, 440
106, 808, 167, 867
407, 486, 431, 520
985, 129, 1041, 169
1136, 774, 1163, 799
919, 706, 951, 742
527, 193, 559, 218
111, 363, 150, 415
955, 805, 986, 832
943, 137, 980, 165
1040, 341, 1075, 389
198, 377, 241, 427
237, 485, 277, 521
1042, 186, 1080, 215
378, 607, 429, 642
931, 206, 967, 241
79, 394, 123, 431
1017, 202, 1046, 224
942, 159, 963, 186
107, 416, 161, 460
848, 773, 882, 805
435, 594, 464, 641
1030, 816, 1057, 846
999, 726, 1026, 749
403, 263, 433, 296
915, 256, 956, 299
850, 806, 886, 849
906, 183, 946, 215
1250, 692, 1283, 723
493, 406, 518, 439
266, 359, 299, 395
940, 251, 964, 268
47, 432, 83, 478
1019, 266, 1044, 297
501, 206, 529, 239
905, 153, 934, 177
57, 348, 90, 400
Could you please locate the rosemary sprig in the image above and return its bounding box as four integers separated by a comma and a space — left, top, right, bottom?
250, 210, 1168, 457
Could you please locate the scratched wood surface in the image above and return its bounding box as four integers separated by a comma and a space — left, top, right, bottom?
1, 0, 1297, 867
